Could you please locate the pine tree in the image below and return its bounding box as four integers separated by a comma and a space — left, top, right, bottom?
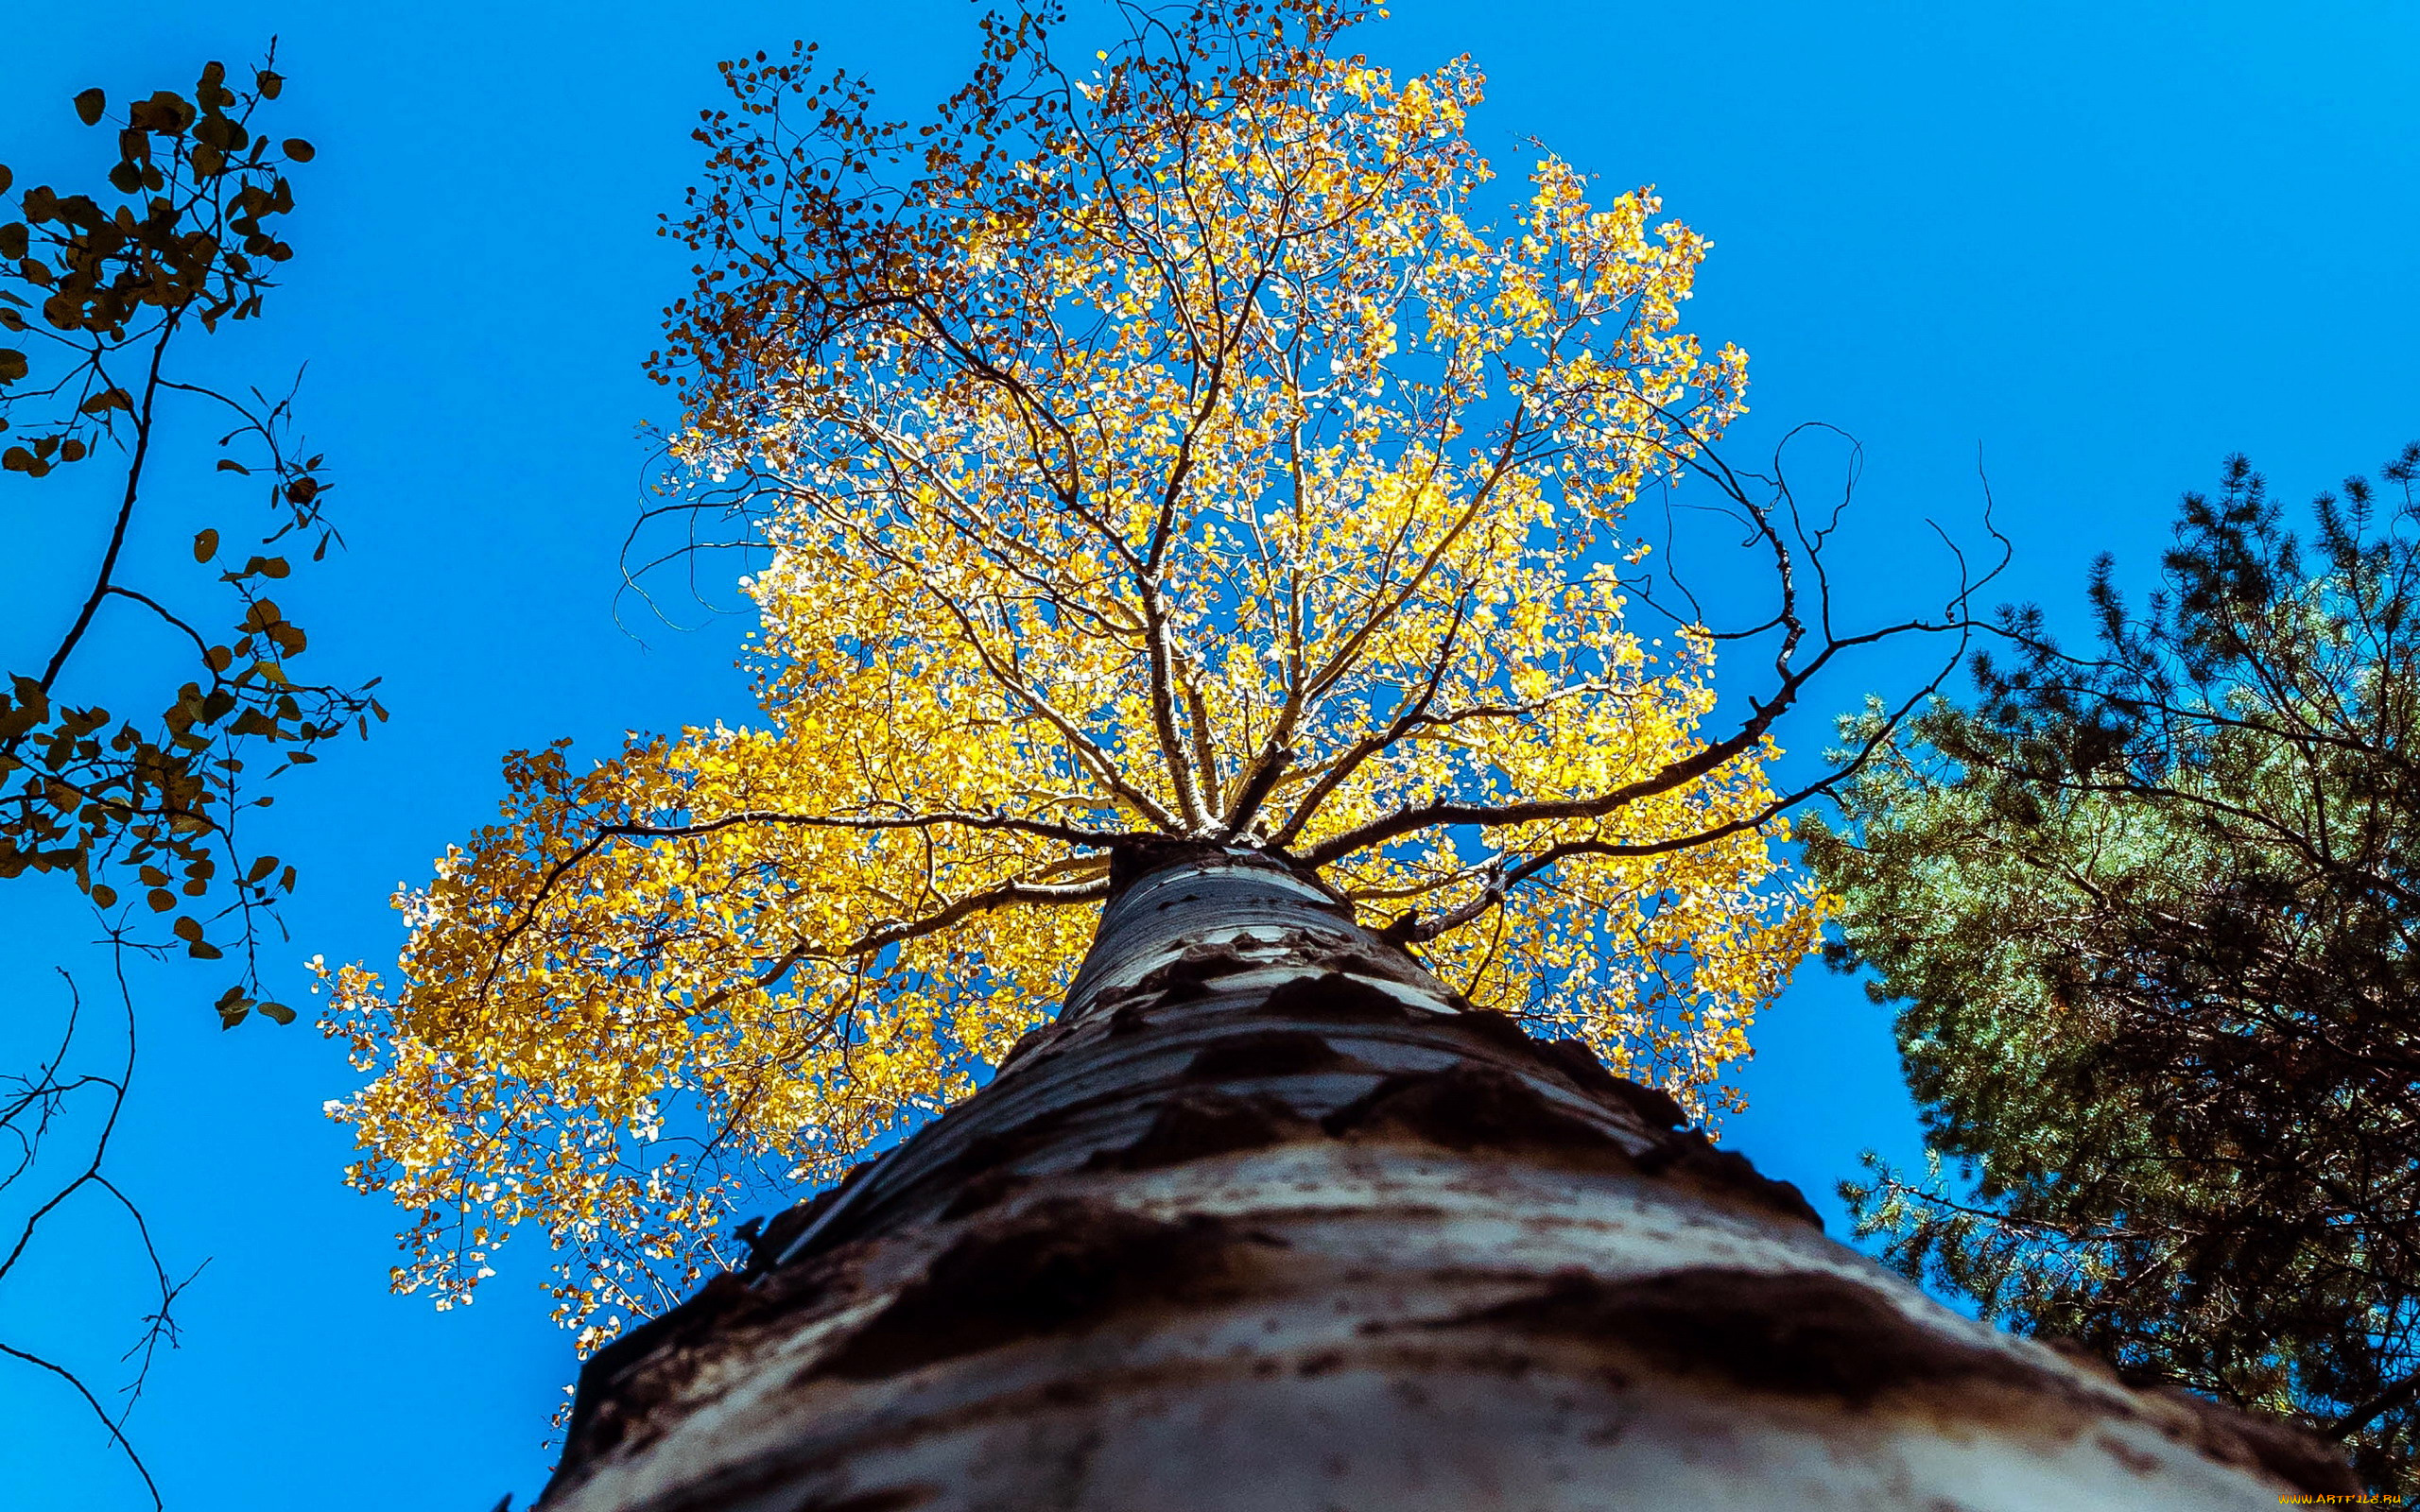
1810, 449, 2420, 1492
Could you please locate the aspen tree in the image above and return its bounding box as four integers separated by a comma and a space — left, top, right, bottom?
321, 3, 2353, 1502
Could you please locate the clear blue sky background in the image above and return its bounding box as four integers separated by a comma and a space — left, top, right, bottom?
1, 2, 2412, 1506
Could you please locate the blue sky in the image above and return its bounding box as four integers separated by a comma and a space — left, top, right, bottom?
2, 2, 2413, 1506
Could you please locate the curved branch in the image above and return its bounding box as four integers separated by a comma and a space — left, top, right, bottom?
0, 1342, 162, 1510
850, 874, 1109, 956
39, 322, 178, 695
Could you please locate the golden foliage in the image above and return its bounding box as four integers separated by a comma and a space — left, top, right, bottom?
320, 0, 1819, 1347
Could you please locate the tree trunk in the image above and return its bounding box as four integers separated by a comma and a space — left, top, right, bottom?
541, 845, 2355, 1509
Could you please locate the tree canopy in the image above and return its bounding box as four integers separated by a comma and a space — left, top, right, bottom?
322, 0, 1957, 1349
1807, 448, 2420, 1490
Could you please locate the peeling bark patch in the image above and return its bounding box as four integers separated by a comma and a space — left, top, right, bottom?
1185, 1029, 1357, 1081
935, 1166, 1025, 1221
1087, 1089, 1320, 1172
1436, 1005, 1538, 1058
1604, 1077, 1689, 1134
2139, 1383, 2362, 1496
2042, 1334, 2122, 1382
1105, 836, 1287, 897
2096, 1432, 2161, 1475
788, 1487, 938, 1512
736, 1160, 877, 1275
1635, 1131, 1824, 1230
1321, 1062, 1628, 1165
1533, 1036, 1630, 1100
1270, 982, 1691, 1144
1444, 1264, 2355, 1494
1458, 1265, 2056, 1409
813, 1201, 1255, 1381
1259, 970, 1424, 1026
1530, 1040, 1689, 1132
943, 1103, 1084, 1186
1305, 945, 1440, 991
560, 1242, 871, 1474
995, 1023, 1050, 1071
1125, 940, 1262, 1005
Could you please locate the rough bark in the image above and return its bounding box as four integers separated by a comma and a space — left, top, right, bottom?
540, 845, 2357, 1510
